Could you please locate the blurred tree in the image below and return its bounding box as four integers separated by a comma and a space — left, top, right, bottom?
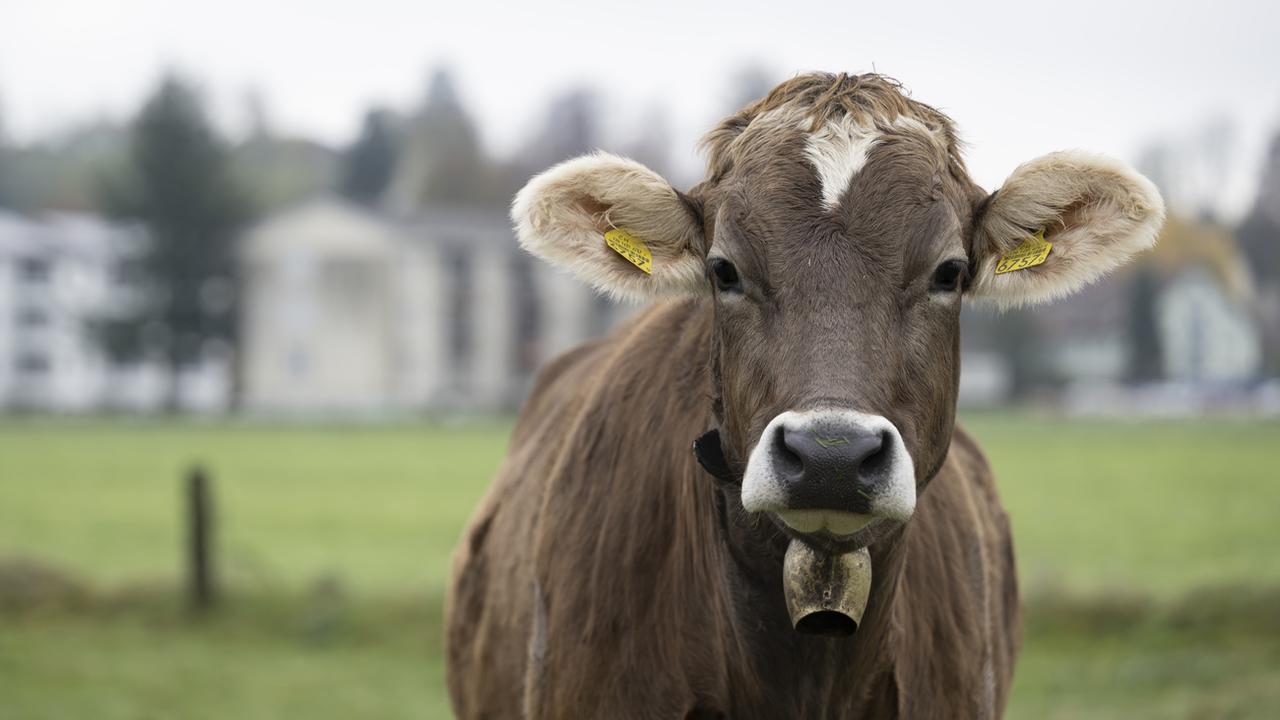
1139, 119, 1238, 222
1137, 142, 1178, 206
1125, 268, 1165, 383
1236, 128, 1280, 376
1195, 117, 1235, 220
231, 137, 337, 212
387, 67, 492, 211
1237, 130, 1280, 285
0, 122, 129, 213
533, 88, 601, 166
495, 85, 605, 209
959, 304, 1052, 402
0, 97, 10, 209
340, 108, 398, 206
242, 88, 271, 140
231, 90, 339, 212
728, 64, 778, 112
97, 75, 252, 410
625, 104, 673, 178
993, 309, 1047, 400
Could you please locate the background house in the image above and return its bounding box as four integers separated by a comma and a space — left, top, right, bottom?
3, 201, 1271, 416
0, 210, 232, 412
239, 197, 620, 415
0, 210, 147, 411
958, 214, 1266, 414
2, 62, 1277, 418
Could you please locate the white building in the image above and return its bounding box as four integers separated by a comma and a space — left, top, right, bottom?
1158, 267, 1261, 383
240, 198, 619, 415
7, 202, 1263, 416
0, 210, 232, 412
0, 211, 141, 411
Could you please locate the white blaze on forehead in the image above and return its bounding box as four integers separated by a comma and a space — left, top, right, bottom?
801, 114, 952, 211
803, 116, 883, 210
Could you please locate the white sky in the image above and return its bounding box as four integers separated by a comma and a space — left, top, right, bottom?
2, 0, 1278, 218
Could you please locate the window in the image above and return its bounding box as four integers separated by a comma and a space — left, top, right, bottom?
112, 260, 142, 287
287, 346, 309, 379
18, 257, 52, 282
16, 307, 50, 328
15, 352, 50, 374
445, 248, 473, 372
511, 254, 541, 374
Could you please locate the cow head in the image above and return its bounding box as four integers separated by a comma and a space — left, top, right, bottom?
513, 73, 1163, 554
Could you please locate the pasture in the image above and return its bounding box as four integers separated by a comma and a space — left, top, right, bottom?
2, 415, 1278, 718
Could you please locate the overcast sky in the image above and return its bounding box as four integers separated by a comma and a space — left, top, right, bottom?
3, 0, 1278, 218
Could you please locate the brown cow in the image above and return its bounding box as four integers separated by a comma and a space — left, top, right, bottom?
446, 73, 1163, 719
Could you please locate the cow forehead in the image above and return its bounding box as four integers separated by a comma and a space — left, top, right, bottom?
805, 113, 954, 210
734, 108, 950, 192
699, 72, 968, 230
707, 114, 964, 258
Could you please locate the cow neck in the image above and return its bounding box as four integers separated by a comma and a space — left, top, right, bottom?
714, 478, 913, 668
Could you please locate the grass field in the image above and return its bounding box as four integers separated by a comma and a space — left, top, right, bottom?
2, 414, 1279, 718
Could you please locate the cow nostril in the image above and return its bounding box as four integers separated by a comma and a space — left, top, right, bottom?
775, 426, 805, 475
857, 431, 892, 475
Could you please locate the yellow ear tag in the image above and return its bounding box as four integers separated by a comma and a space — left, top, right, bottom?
994, 228, 1052, 275
604, 228, 653, 275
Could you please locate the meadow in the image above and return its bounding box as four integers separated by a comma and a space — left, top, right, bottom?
2, 414, 1278, 718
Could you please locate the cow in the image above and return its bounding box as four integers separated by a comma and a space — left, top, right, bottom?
445, 72, 1164, 719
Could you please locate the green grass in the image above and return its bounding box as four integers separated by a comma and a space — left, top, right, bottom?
0, 420, 510, 595
1, 414, 1279, 718
964, 413, 1280, 597
0, 592, 450, 720
1014, 607, 1280, 719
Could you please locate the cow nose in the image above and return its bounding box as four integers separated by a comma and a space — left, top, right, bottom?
778, 424, 889, 491
740, 409, 917, 532
775, 422, 889, 515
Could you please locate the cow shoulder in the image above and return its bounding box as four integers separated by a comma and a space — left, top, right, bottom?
893, 426, 1019, 718
447, 340, 616, 718
945, 424, 1022, 714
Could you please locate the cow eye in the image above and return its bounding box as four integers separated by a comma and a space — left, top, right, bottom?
708, 258, 742, 293
930, 259, 967, 293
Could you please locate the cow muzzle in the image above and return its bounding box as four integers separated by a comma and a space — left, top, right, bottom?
741, 409, 916, 538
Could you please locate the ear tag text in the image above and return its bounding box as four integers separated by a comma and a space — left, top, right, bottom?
604, 228, 653, 275
995, 228, 1052, 275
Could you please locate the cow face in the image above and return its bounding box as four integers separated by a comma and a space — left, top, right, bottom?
513, 74, 1163, 551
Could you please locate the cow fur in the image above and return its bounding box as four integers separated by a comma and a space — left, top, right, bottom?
447, 72, 1162, 719
446, 301, 1020, 718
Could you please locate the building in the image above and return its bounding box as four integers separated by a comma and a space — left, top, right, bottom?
0, 211, 147, 410
1158, 267, 1260, 382
958, 214, 1264, 412
1237, 129, 1280, 376
239, 198, 621, 415
2, 201, 1268, 416
0, 210, 233, 412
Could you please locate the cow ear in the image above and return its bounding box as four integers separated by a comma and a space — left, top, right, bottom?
512, 152, 706, 301
968, 151, 1165, 308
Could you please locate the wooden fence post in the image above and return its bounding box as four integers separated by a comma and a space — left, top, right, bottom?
186, 465, 216, 610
